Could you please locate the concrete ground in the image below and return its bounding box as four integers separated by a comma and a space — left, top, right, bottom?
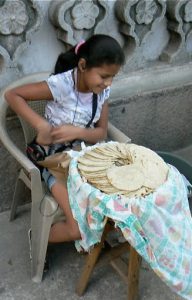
0, 204, 181, 300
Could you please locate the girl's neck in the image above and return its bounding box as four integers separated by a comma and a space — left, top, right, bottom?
76, 69, 90, 93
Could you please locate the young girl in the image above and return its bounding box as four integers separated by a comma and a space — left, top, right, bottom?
5, 34, 125, 244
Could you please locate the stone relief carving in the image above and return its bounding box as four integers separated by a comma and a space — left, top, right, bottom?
115, 0, 166, 61
183, 0, 192, 53
160, 0, 187, 62
94, 0, 122, 45
0, 0, 192, 74
0, 0, 42, 65
135, 0, 158, 25
0, 0, 29, 35
71, 1, 99, 30
49, 0, 107, 47
49, 0, 76, 47
184, 0, 192, 22
132, 0, 165, 42
115, 0, 139, 58
139, 0, 167, 61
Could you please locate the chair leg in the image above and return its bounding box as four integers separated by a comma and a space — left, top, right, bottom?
31, 195, 56, 283
10, 171, 26, 221
76, 222, 111, 296
127, 246, 142, 300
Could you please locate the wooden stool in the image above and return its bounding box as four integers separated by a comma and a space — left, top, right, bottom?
76, 220, 142, 300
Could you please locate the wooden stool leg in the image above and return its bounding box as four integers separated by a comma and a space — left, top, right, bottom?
127, 246, 142, 300
76, 222, 111, 296
76, 241, 104, 296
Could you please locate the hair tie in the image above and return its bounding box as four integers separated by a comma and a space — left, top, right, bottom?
75, 40, 85, 55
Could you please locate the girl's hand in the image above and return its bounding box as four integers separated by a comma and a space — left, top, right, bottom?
36, 121, 53, 145
51, 124, 80, 144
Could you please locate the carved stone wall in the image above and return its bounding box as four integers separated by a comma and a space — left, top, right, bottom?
48, 0, 192, 70
0, 0, 192, 82
1, 0, 192, 211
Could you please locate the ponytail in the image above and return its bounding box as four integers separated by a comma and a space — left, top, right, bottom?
54, 46, 78, 74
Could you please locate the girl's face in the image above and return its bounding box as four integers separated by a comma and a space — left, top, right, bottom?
79, 63, 121, 94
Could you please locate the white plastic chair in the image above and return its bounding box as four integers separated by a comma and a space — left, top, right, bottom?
0, 72, 131, 283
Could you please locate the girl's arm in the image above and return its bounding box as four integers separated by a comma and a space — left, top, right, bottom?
5, 82, 54, 145
51, 101, 109, 144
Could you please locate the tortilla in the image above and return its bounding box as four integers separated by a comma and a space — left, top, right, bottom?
78, 156, 112, 167
141, 160, 168, 189
78, 163, 108, 172
106, 164, 144, 191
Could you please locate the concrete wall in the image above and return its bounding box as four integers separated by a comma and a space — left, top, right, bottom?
109, 63, 192, 151
1, 0, 192, 211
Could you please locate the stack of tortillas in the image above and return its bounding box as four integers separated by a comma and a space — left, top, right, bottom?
77, 143, 169, 198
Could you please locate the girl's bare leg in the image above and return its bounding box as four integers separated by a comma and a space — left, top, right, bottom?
48, 181, 81, 243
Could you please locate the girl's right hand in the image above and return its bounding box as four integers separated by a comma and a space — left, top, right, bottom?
36, 121, 53, 145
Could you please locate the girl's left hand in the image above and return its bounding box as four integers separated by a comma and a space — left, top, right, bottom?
51, 124, 80, 144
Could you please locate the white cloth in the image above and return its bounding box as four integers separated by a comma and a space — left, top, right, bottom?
45, 69, 110, 127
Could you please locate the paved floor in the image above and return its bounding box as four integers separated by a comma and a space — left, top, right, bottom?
0, 204, 182, 300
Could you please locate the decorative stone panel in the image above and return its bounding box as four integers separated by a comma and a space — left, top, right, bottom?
49, 0, 108, 47
115, 0, 166, 60
0, 0, 42, 66
135, 0, 166, 42
160, 0, 187, 62
135, 0, 158, 25
115, 0, 139, 58
183, 0, 192, 54
0, 0, 29, 35
72, 1, 99, 29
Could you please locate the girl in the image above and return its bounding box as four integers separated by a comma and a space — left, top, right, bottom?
5, 34, 125, 244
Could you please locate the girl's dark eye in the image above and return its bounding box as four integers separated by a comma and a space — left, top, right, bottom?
101, 75, 108, 79
101, 75, 112, 79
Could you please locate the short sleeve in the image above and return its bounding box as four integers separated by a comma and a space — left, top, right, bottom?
46, 72, 73, 103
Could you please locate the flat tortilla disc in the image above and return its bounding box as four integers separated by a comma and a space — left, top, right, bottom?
141, 160, 168, 189
106, 164, 144, 191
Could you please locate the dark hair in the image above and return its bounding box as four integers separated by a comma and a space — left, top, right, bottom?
54, 34, 125, 74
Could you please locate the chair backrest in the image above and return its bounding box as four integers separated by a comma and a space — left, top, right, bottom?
0, 72, 50, 145
0, 72, 51, 167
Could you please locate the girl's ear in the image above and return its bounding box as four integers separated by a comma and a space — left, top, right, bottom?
78, 58, 86, 72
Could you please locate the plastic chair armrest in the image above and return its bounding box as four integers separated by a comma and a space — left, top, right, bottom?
107, 122, 131, 143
